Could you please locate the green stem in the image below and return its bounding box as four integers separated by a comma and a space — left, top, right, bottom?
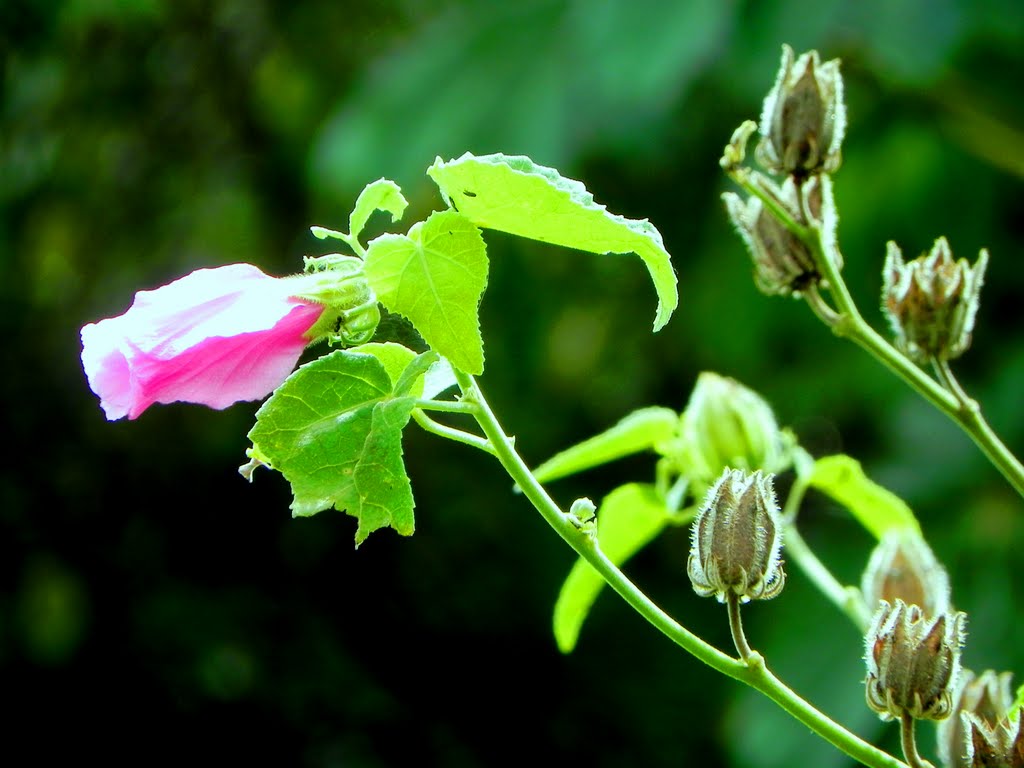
779, 472, 872, 631
727, 593, 753, 661
411, 410, 496, 456
899, 713, 934, 768
452, 368, 907, 768
784, 524, 872, 631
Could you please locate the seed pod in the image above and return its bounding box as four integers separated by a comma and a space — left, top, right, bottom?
756, 44, 846, 177
938, 669, 1024, 768
722, 174, 840, 296
881, 237, 988, 363
861, 530, 951, 619
864, 599, 966, 722
688, 469, 785, 604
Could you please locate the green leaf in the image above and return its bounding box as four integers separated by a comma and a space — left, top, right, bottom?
349, 178, 408, 244
533, 407, 679, 484
364, 209, 488, 375
427, 152, 678, 331
348, 341, 419, 392
808, 454, 920, 539
553, 483, 668, 653
247, 348, 435, 546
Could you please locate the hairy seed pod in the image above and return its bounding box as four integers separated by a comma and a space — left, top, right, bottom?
688, 469, 785, 604
864, 599, 966, 722
881, 237, 988, 363
722, 174, 840, 297
938, 669, 1024, 767
756, 44, 846, 177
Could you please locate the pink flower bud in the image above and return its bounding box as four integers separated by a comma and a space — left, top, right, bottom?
81, 264, 325, 420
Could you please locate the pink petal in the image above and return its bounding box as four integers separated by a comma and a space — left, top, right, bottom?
81, 264, 325, 420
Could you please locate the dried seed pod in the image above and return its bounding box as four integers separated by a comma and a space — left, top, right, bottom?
688, 469, 785, 604
756, 44, 846, 177
881, 237, 988, 363
723, 174, 839, 297
864, 599, 966, 722
938, 669, 1024, 767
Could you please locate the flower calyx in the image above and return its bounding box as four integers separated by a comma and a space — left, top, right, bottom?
882, 237, 988, 364
864, 599, 966, 722
688, 468, 785, 604
293, 253, 382, 346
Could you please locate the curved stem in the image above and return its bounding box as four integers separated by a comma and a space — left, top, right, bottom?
899, 713, 934, 768
784, 524, 872, 631
451, 368, 907, 768
411, 410, 496, 456
727, 593, 753, 661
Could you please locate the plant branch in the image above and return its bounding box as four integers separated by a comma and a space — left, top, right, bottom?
452, 368, 908, 768
411, 409, 496, 456
730, 168, 1024, 502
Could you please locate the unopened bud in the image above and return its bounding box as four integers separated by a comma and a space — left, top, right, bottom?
864, 599, 966, 722
882, 237, 988, 363
688, 469, 785, 604
862, 530, 951, 619
938, 669, 1024, 768
293, 253, 382, 345
677, 373, 791, 487
756, 44, 846, 177
723, 174, 839, 296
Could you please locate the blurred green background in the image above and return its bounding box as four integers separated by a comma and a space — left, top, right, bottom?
4, 0, 1024, 765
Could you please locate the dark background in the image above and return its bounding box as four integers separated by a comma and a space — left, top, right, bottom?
4, 1, 1024, 766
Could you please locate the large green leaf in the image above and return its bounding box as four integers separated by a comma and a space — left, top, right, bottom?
808, 454, 920, 539
553, 483, 669, 653
532, 407, 679, 484
427, 152, 678, 331
364, 209, 488, 375
246, 348, 435, 545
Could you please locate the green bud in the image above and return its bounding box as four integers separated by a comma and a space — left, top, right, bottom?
688, 469, 785, 604
861, 530, 950, 619
938, 669, 1024, 768
723, 174, 840, 296
756, 44, 846, 177
864, 599, 966, 722
677, 372, 791, 487
290, 253, 382, 346
882, 237, 988, 363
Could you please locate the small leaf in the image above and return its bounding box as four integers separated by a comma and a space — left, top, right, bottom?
365, 210, 488, 375
247, 349, 433, 545
553, 483, 668, 653
349, 178, 408, 244
428, 152, 678, 331
533, 407, 679, 484
808, 454, 920, 539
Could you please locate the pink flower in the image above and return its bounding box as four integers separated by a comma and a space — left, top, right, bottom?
81, 264, 325, 420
